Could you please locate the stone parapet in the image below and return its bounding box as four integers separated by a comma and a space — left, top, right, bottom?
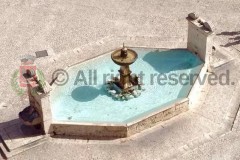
186, 13, 214, 71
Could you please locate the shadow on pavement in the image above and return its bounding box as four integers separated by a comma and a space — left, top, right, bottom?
217, 31, 240, 47
0, 118, 43, 141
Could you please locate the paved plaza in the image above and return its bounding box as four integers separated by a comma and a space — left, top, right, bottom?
0, 0, 240, 159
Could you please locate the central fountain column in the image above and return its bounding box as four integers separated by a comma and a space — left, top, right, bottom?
119, 65, 132, 90
106, 44, 143, 100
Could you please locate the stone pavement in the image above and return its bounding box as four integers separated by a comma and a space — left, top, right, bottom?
180, 131, 240, 160
0, 0, 240, 159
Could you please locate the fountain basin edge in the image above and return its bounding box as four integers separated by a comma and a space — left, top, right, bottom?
51, 98, 188, 138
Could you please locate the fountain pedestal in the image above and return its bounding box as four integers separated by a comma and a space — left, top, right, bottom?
106, 45, 143, 100
19, 76, 53, 134
186, 12, 214, 72
119, 65, 132, 90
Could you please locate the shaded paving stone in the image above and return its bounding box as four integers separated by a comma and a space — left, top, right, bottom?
35, 50, 48, 58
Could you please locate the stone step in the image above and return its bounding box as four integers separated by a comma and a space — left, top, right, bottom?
0, 135, 48, 159
0, 135, 10, 159
0, 144, 8, 159
0, 135, 10, 152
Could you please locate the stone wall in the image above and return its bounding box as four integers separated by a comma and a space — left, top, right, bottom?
188, 64, 208, 108
52, 123, 127, 138
127, 99, 189, 136
27, 81, 52, 134
186, 13, 214, 70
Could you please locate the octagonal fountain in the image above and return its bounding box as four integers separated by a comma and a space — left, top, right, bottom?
50, 47, 204, 137
20, 13, 214, 138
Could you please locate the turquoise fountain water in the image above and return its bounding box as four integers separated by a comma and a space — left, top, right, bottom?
50, 48, 203, 124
